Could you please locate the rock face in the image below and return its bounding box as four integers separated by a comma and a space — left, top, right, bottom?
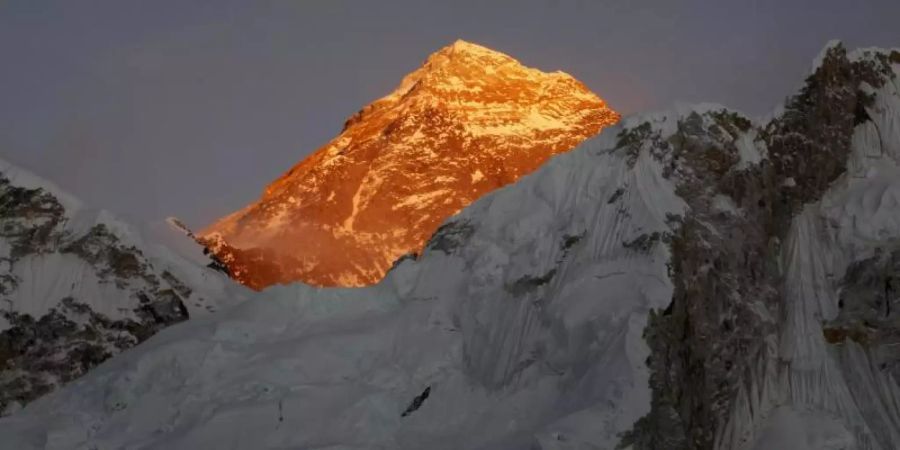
200, 40, 619, 289
0, 159, 239, 416
2, 43, 900, 450
625, 43, 900, 450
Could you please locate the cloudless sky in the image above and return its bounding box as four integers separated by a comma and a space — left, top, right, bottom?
2, 0, 899, 227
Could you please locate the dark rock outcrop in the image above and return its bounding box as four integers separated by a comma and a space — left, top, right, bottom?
621, 44, 899, 450
0, 172, 192, 415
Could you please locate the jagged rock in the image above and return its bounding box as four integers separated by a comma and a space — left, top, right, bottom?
401, 386, 432, 417
0, 296, 187, 413
628, 43, 899, 450
425, 220, 476, 255
0, 160, 237, 416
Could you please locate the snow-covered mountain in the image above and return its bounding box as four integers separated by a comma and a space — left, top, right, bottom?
2, 42, 899, 450
0, 159, 246, 416
200, 39, 619, 290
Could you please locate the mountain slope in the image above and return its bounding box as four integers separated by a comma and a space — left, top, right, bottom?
2, 43, 899, 450
0, 158, 245, 415
200, 40, 619, 289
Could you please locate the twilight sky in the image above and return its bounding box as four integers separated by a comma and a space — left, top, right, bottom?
2, 1, 899, 228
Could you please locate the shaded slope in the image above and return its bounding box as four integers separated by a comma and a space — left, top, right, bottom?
0, 158, 245, 415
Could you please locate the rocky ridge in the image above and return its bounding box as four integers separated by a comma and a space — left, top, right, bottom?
0, 159, 240, 415
624, 43, 900, 450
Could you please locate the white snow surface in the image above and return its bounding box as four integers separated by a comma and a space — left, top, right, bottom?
143, 219, 249, 313
0, 157, 83, 215
0, 115, 688, 449
0, 157, 246, 324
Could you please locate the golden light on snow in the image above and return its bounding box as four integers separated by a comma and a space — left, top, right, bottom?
200, 40, 620, 290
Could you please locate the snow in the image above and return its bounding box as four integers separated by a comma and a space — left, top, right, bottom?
735, 130, 766, 169
0, 156, 83, 215
6, 253, 134, 320
392, 189, 452, 209
720, 58, 900, 450
0, 158, 246, 323
750, 407, 855, 450
2, 44, 898, 450
198, 36, 616, 289
448, 39, 505, 58
342, 170, 389, 233
712, 194, 740, 215
0, 107, 690, 449
143, 219, 250, 314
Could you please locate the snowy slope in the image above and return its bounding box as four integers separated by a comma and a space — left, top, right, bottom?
0, 158, 247, 415
1, 43, 899, 450
0, 114, 682, 450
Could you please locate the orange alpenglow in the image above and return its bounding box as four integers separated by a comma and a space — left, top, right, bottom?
200, 40, 620, 289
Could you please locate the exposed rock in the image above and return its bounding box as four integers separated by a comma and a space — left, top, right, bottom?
625, 43, 899, 450
0, 296, 188, 414
200, 40, 619, 289
401, 386, 432, 417
0, 167, 195, 415
425, 220, 476, 255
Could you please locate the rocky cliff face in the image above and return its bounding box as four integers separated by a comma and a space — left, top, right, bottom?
625, 43, 900, 450
1, 43, 899, 450
200, 40, 619, 289
0, 160, 239, 416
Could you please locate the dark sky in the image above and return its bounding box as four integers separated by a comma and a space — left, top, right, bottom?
2, 1, 899, 228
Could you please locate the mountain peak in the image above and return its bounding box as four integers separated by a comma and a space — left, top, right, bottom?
378, 40, 607, 131
200, 41, 619, 289
436, 39, 509, 60
447, 38, 493, 52
381, 40, 533, 104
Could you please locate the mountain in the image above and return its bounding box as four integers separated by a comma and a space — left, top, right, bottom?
200, 40, 619, 289
0, 158, 245, 416
3, 43, 898, 449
